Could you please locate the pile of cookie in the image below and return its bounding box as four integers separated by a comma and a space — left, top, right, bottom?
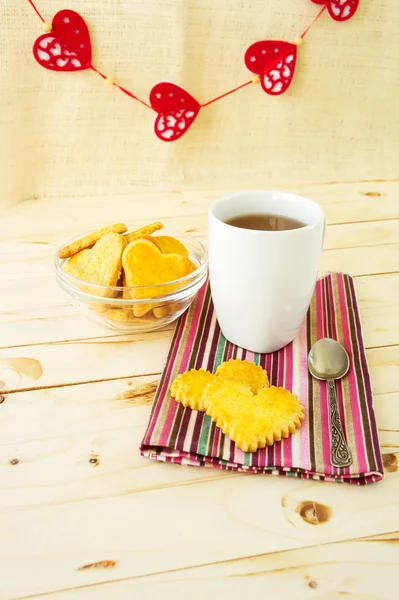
171, 359, 304, 452
58, 221, 196, 323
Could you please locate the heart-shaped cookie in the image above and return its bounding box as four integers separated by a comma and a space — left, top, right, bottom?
150, 82, 201, 142
63, 233, 124, 295
203, 379, 305, 452
33, 9, 92, 72
122, 239, 196, 316
148, 236, 189, 258
171, 359, 270, 411
215, 359, 269, 394
311, 0, 359, 22
171, 369, 217, 411
245, 40, 297, 96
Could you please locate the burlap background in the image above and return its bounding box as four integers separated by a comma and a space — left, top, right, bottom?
0, 1, 397, 206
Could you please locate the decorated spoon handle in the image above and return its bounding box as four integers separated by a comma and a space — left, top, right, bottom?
327, 379, 352, 468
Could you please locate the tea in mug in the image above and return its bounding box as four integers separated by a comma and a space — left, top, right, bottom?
225, 213, 306, 231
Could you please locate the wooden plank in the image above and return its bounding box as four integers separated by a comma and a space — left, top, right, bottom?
0, 378, 237, 514
0, 327, 397, 393
0, 332, 171, 392
0, 304, 150, 349
1, 190, 398, 332
355, 274, 399, 348
0, 374, 396, 512
1, 380, 396, 449
374, 393, 399, 435
1, 218, 398, 284
19, 535, 399, 600
1, 216, 396, 285
0, 377, 161, 446
1, 240, 398, 347
0, 462, 398, 598
1, 273, 398, 351
325, 218, 399, 250
366, 346, 399, 396
1, 181, 398, 244
1, 219, 398, 280
320, 243, 399, 277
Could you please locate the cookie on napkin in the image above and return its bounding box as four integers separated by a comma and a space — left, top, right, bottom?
203, 379, 305, 452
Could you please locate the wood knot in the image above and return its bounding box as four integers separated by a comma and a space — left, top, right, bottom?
117, 381, 158, 406
296, 501, 332, 525
362, 191, 381, 197
78, 560, 116, 571
383, 453, 398, 473
308, 580, 318, 589
3, 358, 43, 383
9, 458, 19, 466
89, 455, 100, 467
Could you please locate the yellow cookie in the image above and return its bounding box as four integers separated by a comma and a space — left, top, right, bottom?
63, 233, 124, 296
153, 305, 170, 318
103, 308, 133, 322
88, 303, 111, 314
203, 380, 304, 452
58, 223, 127, 259
149, 236, 189, 258
171, 369, 217, 411
123, 239, 195, 316
133, 303, 155, 318
124, 222, 163, 244
215, 358, 269, 394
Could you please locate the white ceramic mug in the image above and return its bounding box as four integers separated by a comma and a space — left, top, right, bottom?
208, 191, 326, 353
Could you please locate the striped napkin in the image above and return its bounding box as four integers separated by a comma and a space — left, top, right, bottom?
140, 273, 383, 484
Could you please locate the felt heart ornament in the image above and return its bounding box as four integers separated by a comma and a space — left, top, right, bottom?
33, 9, 92, 71
149, 82, 201, 142
245, 40, 297, 96
311, 0, 360, 22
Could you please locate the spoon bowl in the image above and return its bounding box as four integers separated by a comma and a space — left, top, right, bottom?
308, 338, 352, 469
308, 338, 350, 381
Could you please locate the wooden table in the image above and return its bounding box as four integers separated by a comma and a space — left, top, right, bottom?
1, 182, 398, 600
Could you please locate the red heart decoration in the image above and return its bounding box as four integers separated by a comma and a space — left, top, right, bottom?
149, 82, 201, 142
245, 41, 297, 96
311, 0, 359, 22
33, 10, 92, 72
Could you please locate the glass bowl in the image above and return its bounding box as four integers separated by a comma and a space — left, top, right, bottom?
55, 228, 208, 333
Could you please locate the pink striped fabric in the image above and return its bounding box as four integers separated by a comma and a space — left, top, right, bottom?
140, 273, 384, 484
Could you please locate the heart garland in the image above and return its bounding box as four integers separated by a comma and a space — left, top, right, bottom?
33, 10, 91, 71
311, 0, 359, 22
28, 1, 361, 142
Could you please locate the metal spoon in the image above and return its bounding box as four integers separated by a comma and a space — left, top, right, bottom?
308, 338, 353, 468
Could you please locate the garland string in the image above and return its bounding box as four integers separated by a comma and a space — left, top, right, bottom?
28, 0, 45, 22
201, 80, 253, 108
300, 3, 328, 39
89, 65, 153, 110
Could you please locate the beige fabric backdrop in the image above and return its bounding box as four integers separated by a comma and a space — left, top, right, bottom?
0, 0, 397, 206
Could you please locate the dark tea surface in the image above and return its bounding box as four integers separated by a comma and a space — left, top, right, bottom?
226, 213, 306, 231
